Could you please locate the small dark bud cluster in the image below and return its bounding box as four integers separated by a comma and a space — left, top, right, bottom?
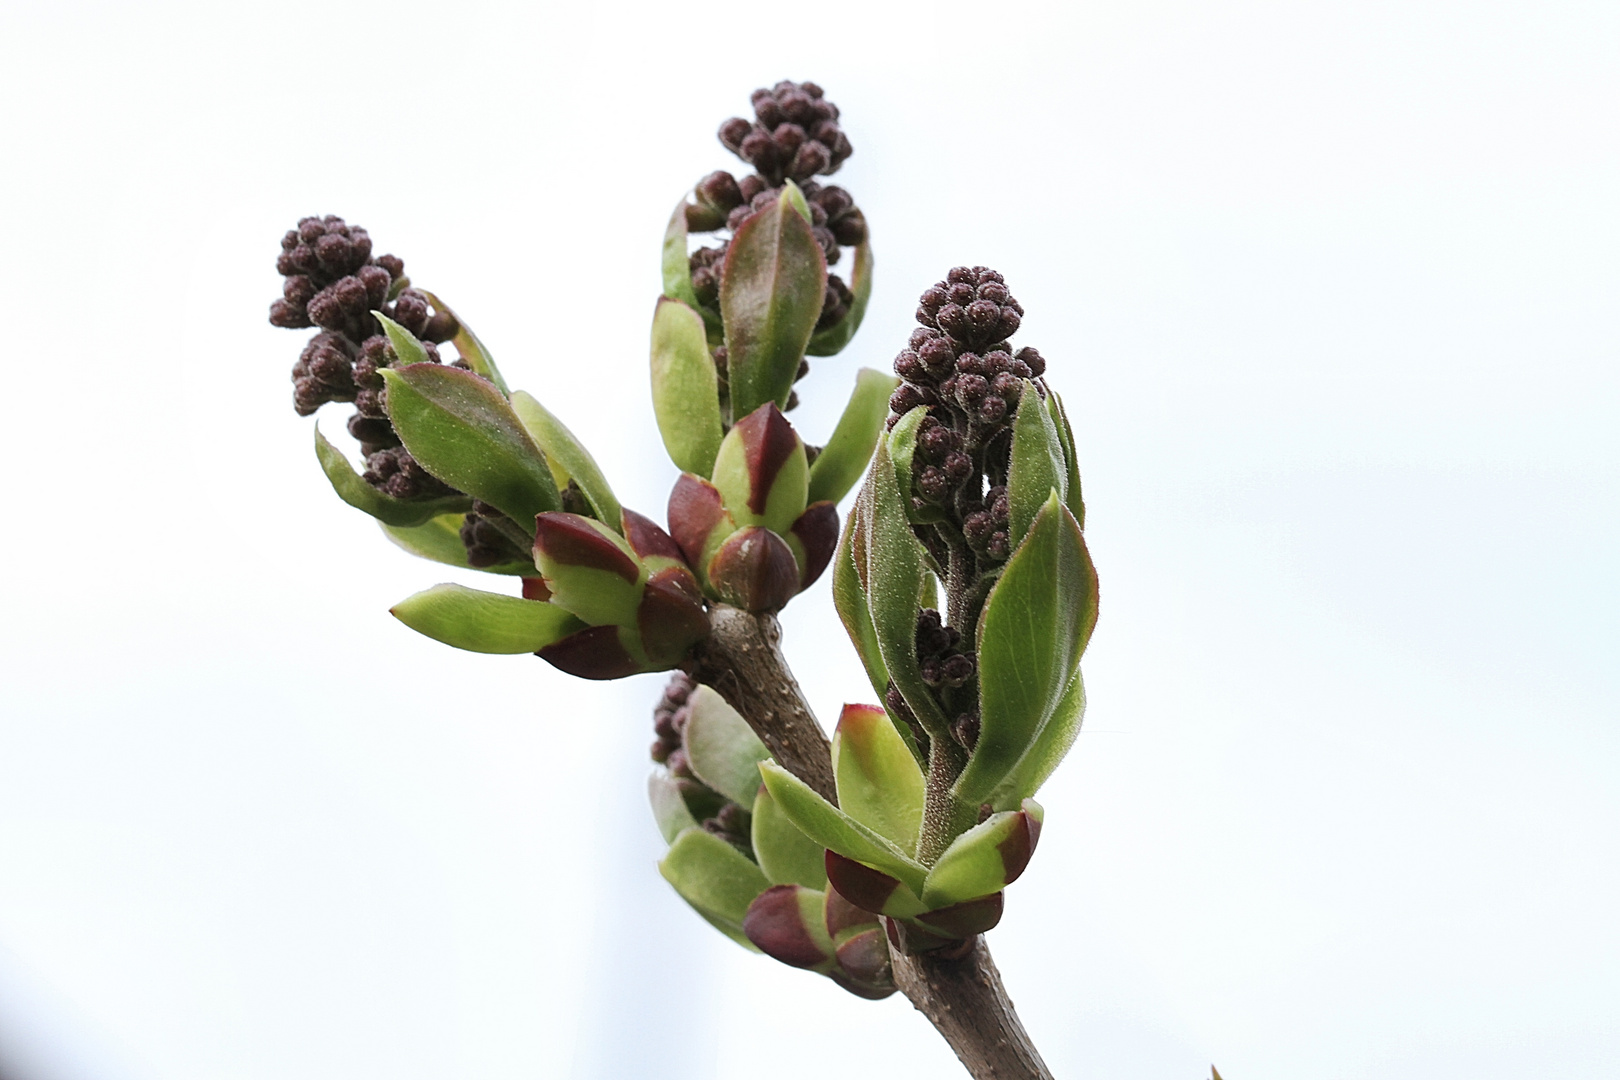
683, 82, 868, 388
652, 674, 755, 858
888, 268, 1049, 571
459, 501, 531, 568
272, 215, 474, 507
914, 609, 980, 749
716, 80, 852, 187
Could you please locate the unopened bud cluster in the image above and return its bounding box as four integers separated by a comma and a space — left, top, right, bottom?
889, 267, 1048, 570
270, 215, 464, 499
686, 82, 868, 361
651, 674, 753, 854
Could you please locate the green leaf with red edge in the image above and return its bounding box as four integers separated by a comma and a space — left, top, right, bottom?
859, 411, 951, 741
648, 297, 725, 478
684, 685, 769, 807
954, 492, 1096, 806
532, 513, 643, 628
380, 514, 531, 575
806, 367, 898, 507
1005, 380, 1067, 549
418, 291, 509, 396
832, 704, 925, 853
721, 182, 827, 418
314, 425, 470, 527
807, 237, 873, 357
758, 762, 927, 896
509, 390, 623, 529
920, 799, 1044, 909
710, 404, 808, 536
987, 668, 1085, 810
658, 827, 770, 950
743, 884, 835, 970
751, 781, 828, 890
389, 583, 586, 654
380, 364, 559, 530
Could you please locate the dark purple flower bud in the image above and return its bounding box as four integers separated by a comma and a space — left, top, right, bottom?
936, 304, 967, 338
979, 282, 1009, 304
956, 352, 987, 376
773, 122, 806, 155
944, 451, 972, 481
719, 117, 752, 152
955, 373, 989, 406
1015, 346, 1046, 377
790, 141, 830, 178
977, 395, 1007, 423
918, 466, 950, 501
918, 337, 955, 371
890, 383, 924, 414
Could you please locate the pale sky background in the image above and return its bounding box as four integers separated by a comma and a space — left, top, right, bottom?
0, 1, 1615, 1078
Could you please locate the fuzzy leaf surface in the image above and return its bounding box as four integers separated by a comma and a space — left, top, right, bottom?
659, 827, 770, 950
806, 367, 899, 507
648, 297, 725, 477
806, 238, 873, 357
832, 704, 925, 853
751, 782, 828, 890
509, 391, 623, 528
684, 685, 770, 807
758, 763, 927, 895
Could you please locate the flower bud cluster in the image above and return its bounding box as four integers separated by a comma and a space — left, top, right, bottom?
914, 608, 982, 750
458, 500, 531, 568
888, 268, 1049, 572
682, 82, 868, 354
270, 215, 465, 502
651, 674, 753, 855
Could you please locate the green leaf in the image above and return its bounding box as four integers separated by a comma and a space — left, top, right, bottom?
648, 297, 725, 477
858, 414, 951, 740
373, 311, 430, 367
381, 364, 560, 532
684, 685, 769, 806
710, 404, 809, 536
920, 801, 1042, 909
509, 391, 623, 529
1005, 381, 1067, 548
380, 513, 531, 575
649, 773, 699, 845
807, 238, 873, 357
314, 425, 471, 527
658, 827, 771, 950
988, 669, 1085, 809
390, 583, 586, 654
833, 704, 926, 853
807, 368, 899, 507
1047, 390, 1085, 531
832, 488, 889, 702
661, 198, 702, 311
758, 763, 927, 895
954, 493, 1095, 805
419, 291, 509, 396
721, 184, 827, 418
751, 782, 828, 890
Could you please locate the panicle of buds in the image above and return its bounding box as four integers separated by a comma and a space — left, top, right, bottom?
651, 674, 753, 854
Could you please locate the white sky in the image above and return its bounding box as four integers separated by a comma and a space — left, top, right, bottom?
0, 1, 1615, 1078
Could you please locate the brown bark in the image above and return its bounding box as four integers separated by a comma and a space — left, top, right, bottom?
686, 604, 1055, 1080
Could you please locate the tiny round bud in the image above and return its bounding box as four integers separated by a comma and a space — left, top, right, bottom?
955, 373, 989, 406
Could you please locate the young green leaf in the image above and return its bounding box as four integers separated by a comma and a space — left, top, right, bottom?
859, 414, 952, 740
832, 488, 889, 701
390, 583, 586, 654
648, 297, 725, 478
987, 669, 1085, 810
758, 763, 927, 895
807, 238, 873, 357
752, 782, 829, 891
380, 365, 560, 530
709, 403, 809, 536
832, 704, 925, 853
684, 685, 770, 807
661, 198, 703, 311
372, 311, 431, 368
1005, 380, 1067, 547
954, 493, 1096, 805
806, 367, 900, 507
1046, 389, 1085, 531
313, 425, 471, 527
509, 390, 623, 529
380, 514, 530, 575
919, 800, 1043, 909
721, 184, 828, 418
658, 827, 771, 950
418, 291, 509, 397
649, 773, 699, 845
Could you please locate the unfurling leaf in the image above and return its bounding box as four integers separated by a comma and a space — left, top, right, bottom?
758, 763, 927, 895
832, 704, 925, 852
721, 183, 827, 417
806, 367, 900, 507
390, 583, 585, 654
381, 365, 559, 530
509, 391, 623, 529
649, 297, 725, 477
1005, 379, 1067, 548
955, 493, 1097, 805
659, 827, 771, 950
752, 782, 828, 891
920, 799, 1043, 909
683, 686, 769, 807
314, 425, 469, 527
419, 291, 509, 396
